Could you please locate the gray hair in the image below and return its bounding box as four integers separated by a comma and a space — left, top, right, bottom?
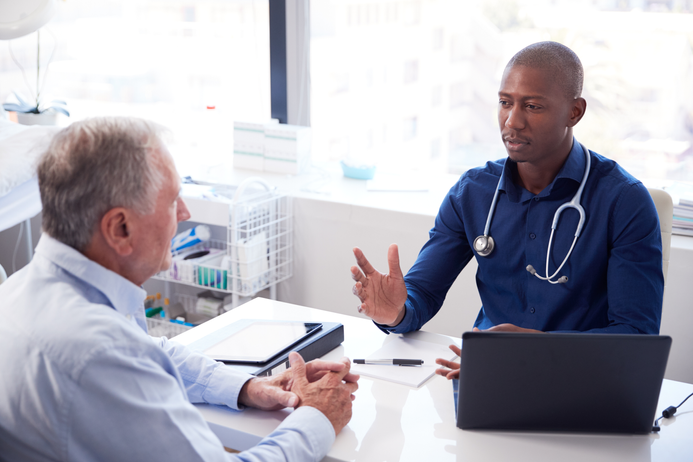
506, 41, 584, 100
38, 117, 169, 251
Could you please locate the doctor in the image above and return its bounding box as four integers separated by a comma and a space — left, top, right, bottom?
350, 41, 663, 378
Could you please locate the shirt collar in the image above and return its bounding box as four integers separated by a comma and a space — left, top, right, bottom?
499, 137, 585, 202
35, 234, 146, 317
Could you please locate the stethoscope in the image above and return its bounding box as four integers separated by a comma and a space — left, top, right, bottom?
473, 143, 591, 285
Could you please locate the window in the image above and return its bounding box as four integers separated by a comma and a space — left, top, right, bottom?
449, 82, 470, 109
403, 116, 417, 141
1, 0, 271, 170
432, 28, 444, 51
403, 60, 418, 84
5, 1, 692, 184
310, 0, 693, 183
431, 85, 442, 107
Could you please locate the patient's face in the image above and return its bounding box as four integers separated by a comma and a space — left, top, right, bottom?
130, 146, 190, 283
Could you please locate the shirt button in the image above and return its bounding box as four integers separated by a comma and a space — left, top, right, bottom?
534, 197, 540, 201
529, 233, 536, 239
530, 307, 535, 314
126, 314, 132, 320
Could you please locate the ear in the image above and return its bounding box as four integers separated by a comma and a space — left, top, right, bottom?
99, 207, 135, 257
567, 97, 587, 128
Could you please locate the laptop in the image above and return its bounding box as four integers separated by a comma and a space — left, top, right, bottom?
456, 332, 671, 434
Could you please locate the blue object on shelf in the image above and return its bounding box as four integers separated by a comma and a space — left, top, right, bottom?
340, 161, 376, 180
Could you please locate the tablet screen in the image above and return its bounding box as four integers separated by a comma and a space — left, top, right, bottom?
203, 321, 322, 363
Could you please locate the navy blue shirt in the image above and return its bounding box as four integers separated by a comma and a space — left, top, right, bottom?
383, 140, 663, 335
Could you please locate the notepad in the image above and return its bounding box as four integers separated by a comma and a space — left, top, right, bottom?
351, 336, 458, 388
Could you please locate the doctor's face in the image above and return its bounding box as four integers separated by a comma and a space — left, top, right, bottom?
497, 65, 577, 167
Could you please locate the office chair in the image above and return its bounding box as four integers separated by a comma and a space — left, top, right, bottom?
647, 188, 673, 285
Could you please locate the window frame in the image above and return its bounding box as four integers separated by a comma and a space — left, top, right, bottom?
271, 0, 310, 126
269, 0, 288, 124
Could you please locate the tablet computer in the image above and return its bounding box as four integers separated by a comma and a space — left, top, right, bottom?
202, 320, 322, 364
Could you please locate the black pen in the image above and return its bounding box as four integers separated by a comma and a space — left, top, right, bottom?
353, 358, 424, 366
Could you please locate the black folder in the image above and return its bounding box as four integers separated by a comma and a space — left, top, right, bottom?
187, 320, 344, 377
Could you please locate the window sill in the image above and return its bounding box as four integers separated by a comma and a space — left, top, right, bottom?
179, 159, 461, 219
179, 159, 693, 251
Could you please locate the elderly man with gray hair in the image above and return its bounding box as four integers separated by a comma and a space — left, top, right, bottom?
0, 117, 358, 462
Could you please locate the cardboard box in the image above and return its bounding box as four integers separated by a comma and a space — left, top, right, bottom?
264, 124, 311, 174
233, 120, 278, 171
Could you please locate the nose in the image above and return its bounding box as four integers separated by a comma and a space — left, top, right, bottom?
177, 197, 191, 222
504, 106, 525, 131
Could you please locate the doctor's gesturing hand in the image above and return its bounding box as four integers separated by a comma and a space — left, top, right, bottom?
435, 344, 462, 380
435, 325, 544, 380
351, 244, 408, 326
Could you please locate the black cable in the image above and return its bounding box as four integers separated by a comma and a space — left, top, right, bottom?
671, 391, 693, 412
652, 391, 693, 432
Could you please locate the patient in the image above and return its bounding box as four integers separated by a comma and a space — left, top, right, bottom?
0, 117, 358, 461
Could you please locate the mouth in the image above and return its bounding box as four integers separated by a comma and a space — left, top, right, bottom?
503, 136, 529, 150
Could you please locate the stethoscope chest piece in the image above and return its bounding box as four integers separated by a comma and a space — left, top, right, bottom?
474, 235, 495, 257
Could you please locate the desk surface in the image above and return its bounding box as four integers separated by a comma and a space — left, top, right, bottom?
174, 298, 693, 462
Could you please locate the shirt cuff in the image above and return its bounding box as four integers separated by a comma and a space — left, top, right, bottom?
277, 406, 336, 459
374, 303, 415, 334
201, 364, 254, 411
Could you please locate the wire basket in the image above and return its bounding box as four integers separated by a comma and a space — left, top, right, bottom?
227, 180, 293, 296
145, 293, 199, 338
146, 317, 192, 338
154, 178, 293, 297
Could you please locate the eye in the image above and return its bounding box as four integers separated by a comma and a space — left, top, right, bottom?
526, 104, 541, 110
499, 99, 510, 106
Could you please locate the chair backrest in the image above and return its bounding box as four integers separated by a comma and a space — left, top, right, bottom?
647, 188, 673, 285
0, 263, 6, 284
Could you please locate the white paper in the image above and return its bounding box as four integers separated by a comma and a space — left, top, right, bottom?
351, 336, 458, 388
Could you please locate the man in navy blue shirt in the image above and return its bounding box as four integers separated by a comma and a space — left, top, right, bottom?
350, 42, 663, 379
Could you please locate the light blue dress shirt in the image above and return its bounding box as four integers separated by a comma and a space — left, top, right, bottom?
0, 234, 334, 461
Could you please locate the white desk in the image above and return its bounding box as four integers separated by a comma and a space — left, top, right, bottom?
174, 298, 693, 462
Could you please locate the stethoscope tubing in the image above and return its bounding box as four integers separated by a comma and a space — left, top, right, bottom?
475, 142, 591, 284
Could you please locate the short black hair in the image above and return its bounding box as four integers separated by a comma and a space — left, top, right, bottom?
506, 41, 584, 100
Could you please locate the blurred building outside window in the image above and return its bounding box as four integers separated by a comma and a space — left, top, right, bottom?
310, 0, 693, 185
1, 0, 692, 186
0, 0, 271, 178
